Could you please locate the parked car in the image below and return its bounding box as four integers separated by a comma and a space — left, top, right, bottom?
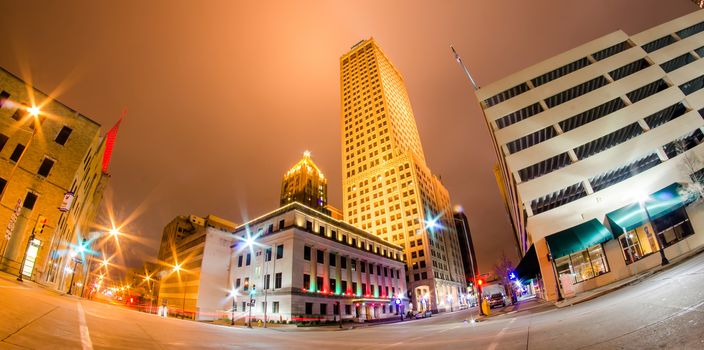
488, 293, 506, 308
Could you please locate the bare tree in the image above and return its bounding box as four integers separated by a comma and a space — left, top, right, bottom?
674, 139, 704, 204
493, 252, 515, 297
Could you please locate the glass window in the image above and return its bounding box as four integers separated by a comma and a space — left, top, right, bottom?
555, 243, 610, 283
275, 272, 282, 289
276, 244, 283, 259
304, 246, 311, 260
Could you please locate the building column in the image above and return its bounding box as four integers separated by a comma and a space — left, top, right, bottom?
335, 252, 341, 294
346, 255, 353, 294
354, 260, 364, 295
323, 248, 330, 293
365, 261, 371, 296
309, 246, 317, 291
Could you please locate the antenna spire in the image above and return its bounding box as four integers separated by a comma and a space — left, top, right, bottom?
450, 45, 479, 90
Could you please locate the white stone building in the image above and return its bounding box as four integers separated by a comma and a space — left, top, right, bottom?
229, 202, 407, 323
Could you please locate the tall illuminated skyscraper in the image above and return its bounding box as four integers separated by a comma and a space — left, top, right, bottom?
280, 151, 329, 214
340, 38, 465, 312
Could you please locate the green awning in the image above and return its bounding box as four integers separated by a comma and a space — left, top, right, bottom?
546, 219, 613, 259
606, 183, 694, 233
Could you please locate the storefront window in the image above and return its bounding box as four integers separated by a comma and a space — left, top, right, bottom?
554, 244, 610, 283
618, 207, 693, 264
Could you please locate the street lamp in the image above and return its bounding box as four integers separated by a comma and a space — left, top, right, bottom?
241, 236, 276, 328
247, 284, 256, 328
636, 192, 669, 266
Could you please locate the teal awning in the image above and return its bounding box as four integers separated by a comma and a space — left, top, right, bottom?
546, 219, 613, 259
606, 183, 694, 233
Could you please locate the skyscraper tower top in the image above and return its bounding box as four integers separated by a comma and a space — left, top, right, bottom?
280, 151, 329, 214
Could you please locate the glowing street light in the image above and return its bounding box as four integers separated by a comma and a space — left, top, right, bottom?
27, 105, 40, 117
173, 263, 182, 272
109, 227, 121, 237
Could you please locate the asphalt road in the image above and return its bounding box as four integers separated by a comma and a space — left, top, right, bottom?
1, 252, 703, 349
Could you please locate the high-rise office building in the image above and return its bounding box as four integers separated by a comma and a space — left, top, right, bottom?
340, 38, 465, 312
280, 151, 329, 214
475, 10, 704, 301
453, 209, 478, 285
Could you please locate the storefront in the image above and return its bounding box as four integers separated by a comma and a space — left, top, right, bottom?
528, 182, 702, 300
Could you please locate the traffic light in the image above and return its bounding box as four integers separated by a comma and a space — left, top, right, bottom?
32, 215, 47, 236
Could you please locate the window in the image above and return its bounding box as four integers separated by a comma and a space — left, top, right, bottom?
275, 272, 282, 288
361, 283, 367, 294
273, 301, 280, 313
329, 279, 336, 293
305, 302, 313, 315
37, 158, 55, 177
0, 133, 8, 152
235, 278, 241, 288
384, 267, 388, 277
246, 253, 251, 266
304, 246, 311, 260
23, 192, 38, 210
329, 252, 336, 266
0, 91, 9, 108
237, 255, 243, 267
316, 276, 323, 291
11, 109, 23, 121
320, 303, 327, 315
306, 221, 313, 231
265, 248, 272, 262
0, 177, 6, 195
10, 144, 25, 162
351, 259, 356, 271
320, 227, 325, 236
264, 274, 270, 289
242, 301, 247, 311
421, 272, 427, 279
352, 282, 357, 294
341, 256, 347, 269
54, 126, 73, 145
278, 219, 285, 230
345, 304, 351, 315
369, 263, 374, 274
316, 249, 324, 263
303, 274, 310, 289
377, 265, 381, 275
243, 277, 250, 291
555, 244, 609, 283
653, 208, 695, 247
360, 261, 366, 273
341, 280, 347, 292
276, 244, 283, 259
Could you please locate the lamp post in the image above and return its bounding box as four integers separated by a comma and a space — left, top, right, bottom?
242, 235, 275, 328
247, 284, 256, 328
638, 196, 669, 266
66, 251, 80, 295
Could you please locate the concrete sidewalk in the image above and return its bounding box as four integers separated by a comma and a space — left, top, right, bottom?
555, 245, 704, 308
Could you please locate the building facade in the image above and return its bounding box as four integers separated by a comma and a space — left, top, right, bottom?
280, 151, 329, 214
156, 214, 237, 320
229, 202, 407, 323
475, 10, 704, 301
340, 38, 466, 312
453, 209, 479, 285
0, 66, 117, 294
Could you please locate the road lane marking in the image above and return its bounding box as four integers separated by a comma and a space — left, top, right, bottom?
76, 303, 93, 350
487, 317, 516, 350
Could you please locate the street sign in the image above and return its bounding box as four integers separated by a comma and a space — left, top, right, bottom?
5, 199, 21, 240
59, 192, 74, 212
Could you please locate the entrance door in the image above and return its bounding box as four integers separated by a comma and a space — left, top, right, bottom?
22, 239, 41, 278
